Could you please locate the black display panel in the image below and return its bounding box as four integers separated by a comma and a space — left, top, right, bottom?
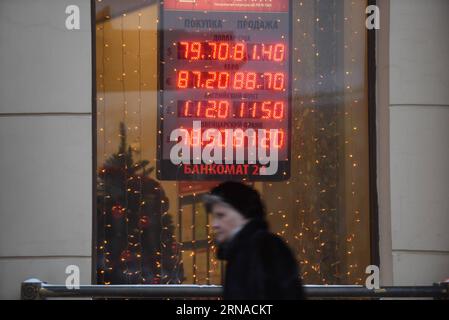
158, 0, 291, 181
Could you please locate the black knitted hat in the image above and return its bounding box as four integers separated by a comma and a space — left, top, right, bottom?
204, 181, 266, 220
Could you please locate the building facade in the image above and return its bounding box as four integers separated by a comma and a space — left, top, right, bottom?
0, 0, 448, 299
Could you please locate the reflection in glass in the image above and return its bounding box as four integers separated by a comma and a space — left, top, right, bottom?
95, 0, 371, 285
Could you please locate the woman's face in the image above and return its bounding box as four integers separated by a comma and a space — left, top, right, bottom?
210, 203, 247, 244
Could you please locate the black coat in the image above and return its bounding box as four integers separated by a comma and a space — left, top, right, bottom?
217, 219, 305, 300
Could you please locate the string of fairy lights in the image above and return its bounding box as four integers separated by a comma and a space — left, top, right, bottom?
96, 0, 371, 286
347, 0, 366, 284
136, 12, 144, 282
262, 0, 369, 285
97, 5, 185, 285
98, 17, 107, 285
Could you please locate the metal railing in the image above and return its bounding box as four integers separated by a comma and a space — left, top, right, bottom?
21, 278, 449, 300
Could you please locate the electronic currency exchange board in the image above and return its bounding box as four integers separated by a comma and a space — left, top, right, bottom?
158, 0, 291, 181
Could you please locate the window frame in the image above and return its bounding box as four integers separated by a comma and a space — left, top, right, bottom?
90, 0, 379, 285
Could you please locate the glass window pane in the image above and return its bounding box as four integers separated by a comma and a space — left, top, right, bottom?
95, 0, 372, 285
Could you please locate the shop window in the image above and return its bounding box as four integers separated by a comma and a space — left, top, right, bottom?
95, 0, 374, 285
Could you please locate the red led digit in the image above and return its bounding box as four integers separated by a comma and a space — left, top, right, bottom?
246, 72, 257, 90
273, 44, 285, 62
192, 71, 201, 88
177, 70, 189, 88
179, 42, 189, 59
261, 101, 272, 119
205, 72, 217, 89
192, 127, 201, 147
183, 101, 192, 117
234, 43, 245, 61
273, 102, 284, 119
218, 129, 226, 147
209, 42, 218, 59
260, 132, 269, 149
239, 102, 245, 118
249, 133, 257, 147
217, 101, 229, 118
261, 44, 273, 60
195, 101, 202, 117
262, 130, 285, 149
252, 44, 258, 60
263, 72, 273, 89
233, 72, 244, 89
251, 102, 257, 118
274, 73, 285, 91
274, 130, 285, 148
234, 131, 244, 148
205, 101, 216, 118
217, 72, 229, 89
218, 43, 230, 61
204, 130, 214, 145
191, 42, 201, 60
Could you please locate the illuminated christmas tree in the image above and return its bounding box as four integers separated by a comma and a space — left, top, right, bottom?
96, 122, 183, 284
